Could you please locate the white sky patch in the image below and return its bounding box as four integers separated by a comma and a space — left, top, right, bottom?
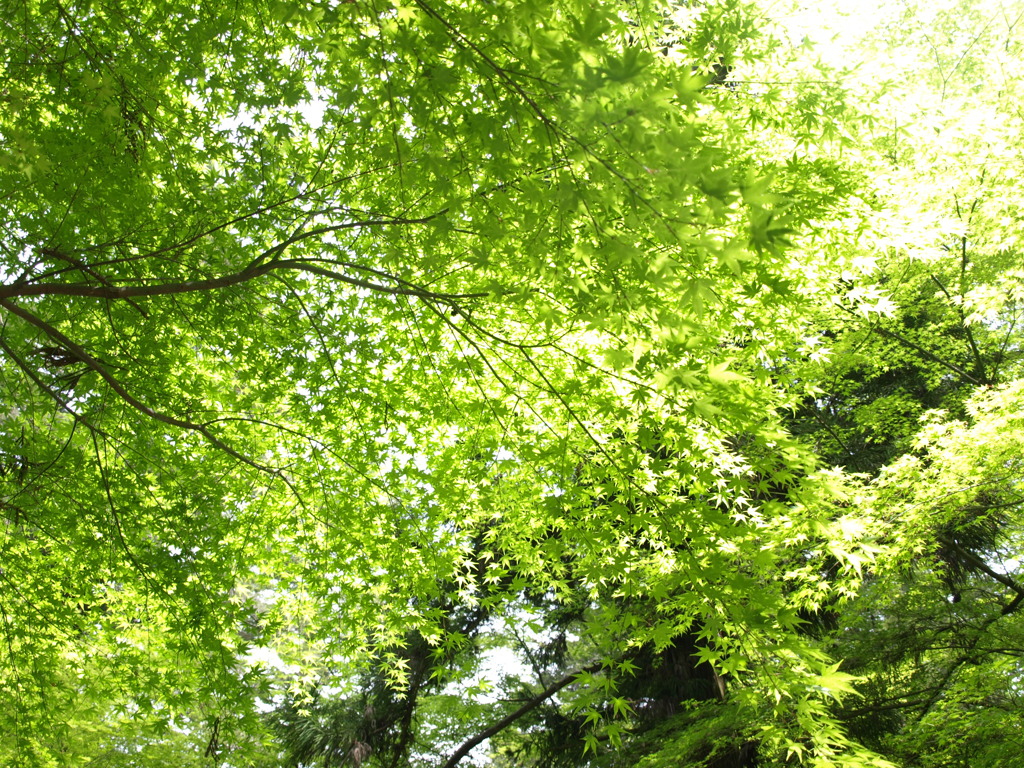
493, 447, 516, 462
441, 644, 535, 705
774, 0, 888, 64
244, 646, 300, 675
254, 696, 281, 714
299, 96, 328, 130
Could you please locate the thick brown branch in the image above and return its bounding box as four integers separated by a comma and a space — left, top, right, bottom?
0, 257, 486, 303
3, 214, 490, 303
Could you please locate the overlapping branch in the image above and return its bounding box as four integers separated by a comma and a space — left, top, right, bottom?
1, 215, 489, 304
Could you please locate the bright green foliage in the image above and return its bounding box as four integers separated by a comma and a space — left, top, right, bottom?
747, 1, 1024, 766
8, 0, 1024, 765
0, 0, 882, 765
779, 0, 1024, 471
833, 382, 1024, 768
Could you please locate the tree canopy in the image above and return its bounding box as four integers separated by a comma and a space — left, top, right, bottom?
1, 0, 1022, 766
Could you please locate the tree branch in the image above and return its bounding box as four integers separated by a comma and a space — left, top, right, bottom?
838, 305, 981, 385
930, 272, 987, 382
2, 216, 491, 303
441, 661, 603, 768
0, 259, 484, 303
843, 693, 941, 720
935, 533, 1024, 615
0, 299, 300, 496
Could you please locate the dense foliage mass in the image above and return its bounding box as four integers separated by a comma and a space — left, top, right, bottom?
0, 0, 1020, 766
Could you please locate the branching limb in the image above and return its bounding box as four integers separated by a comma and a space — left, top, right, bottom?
838, 305, 982, 385
935, 534, 1024, 615
0, 299, 301, 498
0, 252, 488, 305
929, 272, 987, 382
441, 661, 603, 768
